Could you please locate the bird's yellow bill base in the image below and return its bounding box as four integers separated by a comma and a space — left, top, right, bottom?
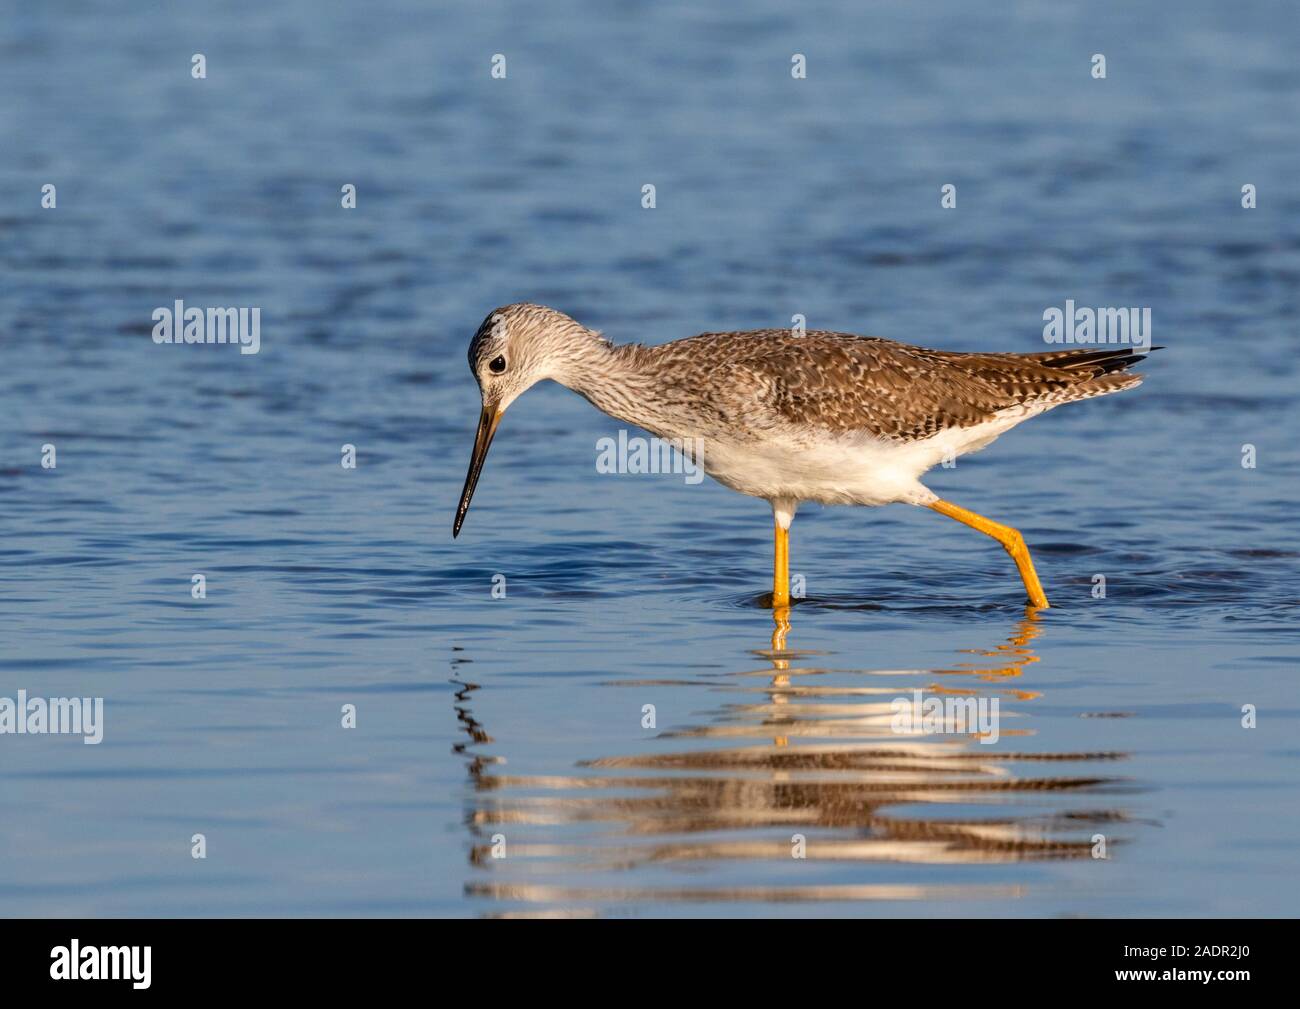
928, 499, 1050, 610
772, 522, 790, 609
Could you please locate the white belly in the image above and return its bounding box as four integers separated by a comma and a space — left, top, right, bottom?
695, 408, 1044, 507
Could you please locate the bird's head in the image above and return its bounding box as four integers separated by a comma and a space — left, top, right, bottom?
454, 303, 604, 537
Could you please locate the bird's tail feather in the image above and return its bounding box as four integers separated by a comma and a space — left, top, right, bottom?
1022, 344, 1163, 374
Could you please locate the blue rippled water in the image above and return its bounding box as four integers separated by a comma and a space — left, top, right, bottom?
1, 0, 1297, 917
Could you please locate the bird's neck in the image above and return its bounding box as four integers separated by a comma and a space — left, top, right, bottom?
551, 341, 673, 435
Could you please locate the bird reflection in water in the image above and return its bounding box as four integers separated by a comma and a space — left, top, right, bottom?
454, 608, 1138, 913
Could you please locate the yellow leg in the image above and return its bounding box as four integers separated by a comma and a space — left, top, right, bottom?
928, 499, 1050, 610
772, 521, 790, 609
770, 605, 791, 651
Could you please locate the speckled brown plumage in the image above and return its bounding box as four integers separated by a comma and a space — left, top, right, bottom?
616, 329, 1151, 443
465, 304, 1154, 446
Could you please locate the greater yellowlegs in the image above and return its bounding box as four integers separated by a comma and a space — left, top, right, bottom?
453, 303, 1156, 610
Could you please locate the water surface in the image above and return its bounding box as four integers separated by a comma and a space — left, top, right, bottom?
1, 0, 1298, 917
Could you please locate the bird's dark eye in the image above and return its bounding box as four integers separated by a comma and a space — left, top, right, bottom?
489, 355, 507, 374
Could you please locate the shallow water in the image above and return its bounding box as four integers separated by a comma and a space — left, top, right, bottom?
1, 1, 1298, 917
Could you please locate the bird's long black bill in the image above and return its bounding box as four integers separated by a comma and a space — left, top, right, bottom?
453, 405, 501, 538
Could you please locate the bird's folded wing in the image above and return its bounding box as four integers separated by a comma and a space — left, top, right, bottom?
729, 333, 1019, 442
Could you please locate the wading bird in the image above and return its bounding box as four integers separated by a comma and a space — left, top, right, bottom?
454, 303, 1155, 610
